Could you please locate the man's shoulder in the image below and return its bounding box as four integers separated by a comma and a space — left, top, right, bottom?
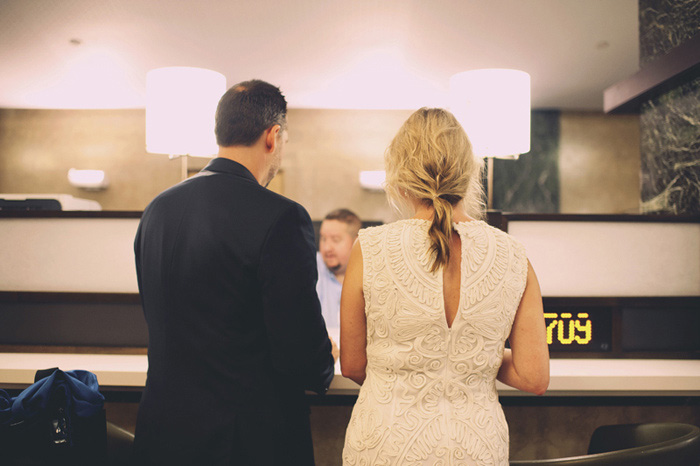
248, 189, 309, 227
247, 190, 314, 242
257, 186, 302, 210
141, 180, 189, 218
149, 172, 299, 210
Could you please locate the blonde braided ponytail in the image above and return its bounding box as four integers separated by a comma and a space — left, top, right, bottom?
385, 108, 484, 272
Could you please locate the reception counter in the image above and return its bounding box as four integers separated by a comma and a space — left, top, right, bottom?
1, 212, 699, 398
1, 212, 698, 463
2, 353, 699, 397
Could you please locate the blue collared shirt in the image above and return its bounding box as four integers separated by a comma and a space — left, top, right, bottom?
316, 252, 341, 344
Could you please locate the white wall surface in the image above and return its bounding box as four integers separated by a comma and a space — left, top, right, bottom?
509, 221, 700, 297
2, 218, 699, 297
0, 217, 139, 292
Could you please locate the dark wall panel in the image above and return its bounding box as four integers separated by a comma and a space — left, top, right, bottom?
0, 299, 147, 347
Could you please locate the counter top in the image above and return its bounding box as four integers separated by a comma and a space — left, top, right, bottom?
1, 353, 698, 397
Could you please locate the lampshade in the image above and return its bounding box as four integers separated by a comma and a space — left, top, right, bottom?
449, 69, 530, 158
146, 66, 226, 158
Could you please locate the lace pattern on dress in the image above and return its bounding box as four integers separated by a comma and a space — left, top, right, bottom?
343, 220, 529, 466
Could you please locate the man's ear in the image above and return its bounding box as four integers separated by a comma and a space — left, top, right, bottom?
264, 125, 281, 153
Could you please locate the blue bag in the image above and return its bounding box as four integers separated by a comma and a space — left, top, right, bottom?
0, 368, 107, 465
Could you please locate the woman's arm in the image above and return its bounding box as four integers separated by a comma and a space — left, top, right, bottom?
340, 240, 367, 385
497, 260, 550, 395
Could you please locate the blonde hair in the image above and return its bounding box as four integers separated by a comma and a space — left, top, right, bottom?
385, 108, 485, 272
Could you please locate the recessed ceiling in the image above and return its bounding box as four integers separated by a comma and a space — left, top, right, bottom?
0, 0, 639, 110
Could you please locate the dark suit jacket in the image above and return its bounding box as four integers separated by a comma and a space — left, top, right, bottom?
132, 158, 335, 465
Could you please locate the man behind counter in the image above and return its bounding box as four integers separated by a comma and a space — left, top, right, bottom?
317, 208, 361, 345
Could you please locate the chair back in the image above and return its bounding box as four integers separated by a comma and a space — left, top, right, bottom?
510, 422, 700, 465
106, 421, 134, 466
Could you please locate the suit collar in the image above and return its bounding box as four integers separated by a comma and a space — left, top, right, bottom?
201, 157, 259, 184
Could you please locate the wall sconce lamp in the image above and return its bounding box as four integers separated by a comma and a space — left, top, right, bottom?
146, 66, 227, 180
359, 170, 386, 191
449, 69, 531, 209
67, 168, 109, 191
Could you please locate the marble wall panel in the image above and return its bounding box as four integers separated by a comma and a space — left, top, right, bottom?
640, 77, 700, 214
492, 111, 560, 213
639, 0, 700, 66
637, 0, 700, 216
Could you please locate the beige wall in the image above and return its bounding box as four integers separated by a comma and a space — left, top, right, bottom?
284, 108, 411, 222
559, 112, 640, 214
0, 108, 639, 218
191, 108, 418, 222
0, 109, 182, 211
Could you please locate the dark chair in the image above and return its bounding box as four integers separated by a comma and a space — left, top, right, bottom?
510, 422, 700, 465
106, 421, 134, 466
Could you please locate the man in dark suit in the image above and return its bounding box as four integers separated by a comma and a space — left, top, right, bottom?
133, 80, 335, 465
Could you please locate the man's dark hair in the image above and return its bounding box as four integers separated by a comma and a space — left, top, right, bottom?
215, 79, 287, 147
324, 208, 362, 238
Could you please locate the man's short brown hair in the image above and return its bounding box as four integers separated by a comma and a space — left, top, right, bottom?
323, 208, 361, 238
215, 79, 287, 147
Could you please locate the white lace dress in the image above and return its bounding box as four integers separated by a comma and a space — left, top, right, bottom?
342, 219, 528, 466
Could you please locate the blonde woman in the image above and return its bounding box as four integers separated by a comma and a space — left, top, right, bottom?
340, 108, 549, 465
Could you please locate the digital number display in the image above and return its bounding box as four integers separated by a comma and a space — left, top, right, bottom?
544, 308, 611, 352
